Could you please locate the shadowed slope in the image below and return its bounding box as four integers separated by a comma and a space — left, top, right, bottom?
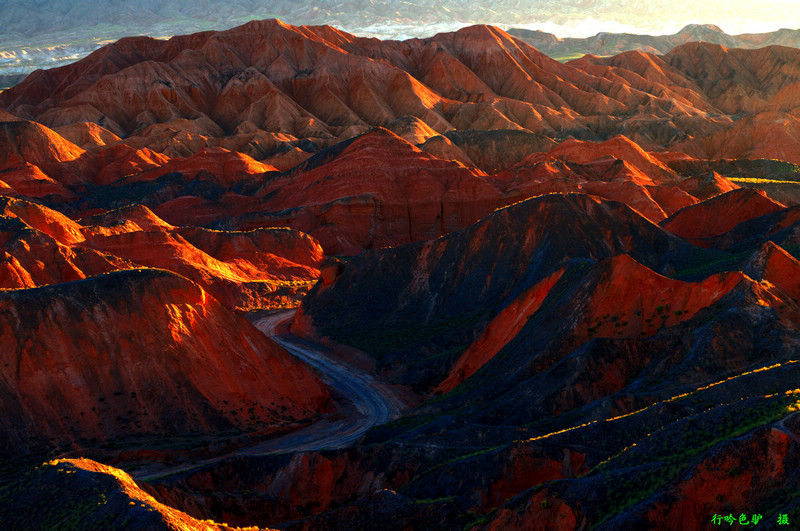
0, 457, 260, 530
296, 193, 719, 390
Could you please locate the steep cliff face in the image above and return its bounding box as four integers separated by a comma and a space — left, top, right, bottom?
436, 255, 748, 394
423, 258, 799, 426
435, 268, 566, 394
744, 241, 800, 300
0, 268, 329, 455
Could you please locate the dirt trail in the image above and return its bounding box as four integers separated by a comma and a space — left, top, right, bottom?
134, 309, 404, 481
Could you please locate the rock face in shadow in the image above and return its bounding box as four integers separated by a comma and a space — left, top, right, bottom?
0, 457, 255, 531
245, 180, 800, 530
295, 193, 720, 390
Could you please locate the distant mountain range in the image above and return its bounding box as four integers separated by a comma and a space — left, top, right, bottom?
509, 23, 800, 60
1, 0, 799, 78
1, 0, 784, 40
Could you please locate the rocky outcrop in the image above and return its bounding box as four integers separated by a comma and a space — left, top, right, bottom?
127, 147, 278, 188
743, 241, 800, 301
518, 136, 680, 182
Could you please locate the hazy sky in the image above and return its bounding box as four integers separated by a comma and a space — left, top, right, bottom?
3, 0, 800, 41
507, 0, 800, 38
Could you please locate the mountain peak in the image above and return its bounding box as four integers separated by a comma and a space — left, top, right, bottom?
678, 23, 726, 35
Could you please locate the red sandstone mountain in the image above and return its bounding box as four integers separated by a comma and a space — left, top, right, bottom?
126, 147, 278, 188
744, 241, 800, 301
517, 136, 679, 181
0, 197, 323, 309
675, 170, 739, 200
0, 119, 170, 193
0, 268, 329, 456
697, 111, 800, 164
54, 121, 122, 150
0, 120, 502, 255
0, 115, 747, 256
4, 19, 800, 531
3, 21, 800, 257
660, 188, 786, 242
168, 190, 800, 531
218, 128, 503, 254
0, 120, 91, 193
5, 20, 800, 167
665, 43, 800, 114
437, 255, 748, 393
293, 192, 717, 390
496, 137, 700, 222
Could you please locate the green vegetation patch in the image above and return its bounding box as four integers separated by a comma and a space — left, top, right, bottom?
729, 177, 800, 185
0, 459, 116, 530
582, 392, 799, 527
669, 248, 754, 281
324, 309, 488, 358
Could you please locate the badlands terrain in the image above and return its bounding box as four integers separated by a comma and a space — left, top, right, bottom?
3, 18, 800, 530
